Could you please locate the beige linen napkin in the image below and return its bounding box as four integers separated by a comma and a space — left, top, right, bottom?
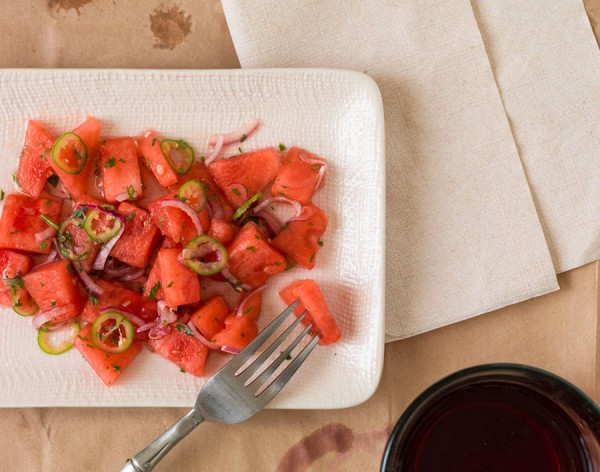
221, 0, 559, 341
473, 0, 600, 273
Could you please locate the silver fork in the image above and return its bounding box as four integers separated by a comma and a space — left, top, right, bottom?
121, 300, 318, 472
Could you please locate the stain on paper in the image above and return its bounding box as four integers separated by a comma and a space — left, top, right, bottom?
276, 423, 354, 472
276, 423, 391, 472
47, 0, 93, 14
149, 5, 192, 50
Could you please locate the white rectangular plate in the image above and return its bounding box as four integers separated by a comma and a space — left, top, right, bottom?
0, 69, 385, 409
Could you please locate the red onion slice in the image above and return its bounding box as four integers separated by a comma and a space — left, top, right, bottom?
31, 250, 59, 272
200, 277, 243, 309
186, 321, 219, 350
137, 321, 157, 333
92, 223, 125, 271
148, 324, 172, 340
253, 196, 302, 216
44, 181, 70, 200
73, 265, 105, 296
32, 311, 56, 330
298, 151, 328, 191
208, 118, 260, 146
159, 199, 204, 236
204, 134, 225, 165
221, 346, 241, 355
235, 285, 266, 317
157, 300, 178, 325
221, 267, 253, 292
35, 227, 56, 244
119, 267, 145, 281
101, 308, 146, 327
287, 205, 314, 223
103, 259, 136, 278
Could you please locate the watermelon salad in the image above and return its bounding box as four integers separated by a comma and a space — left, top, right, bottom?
0, 117, 341, 386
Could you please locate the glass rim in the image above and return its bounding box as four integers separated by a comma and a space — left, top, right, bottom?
381, 363, 600, 471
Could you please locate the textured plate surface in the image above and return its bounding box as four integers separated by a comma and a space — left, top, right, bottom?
0, 69, 385, 409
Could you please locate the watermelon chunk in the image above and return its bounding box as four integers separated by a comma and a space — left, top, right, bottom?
148, 191, 204, 245
208, 148, 280, 208
271, 204, 327, 269
0, 249, 34, 307
0, 194, 61, 254
208, 218, 239, 247
16, 120, 54, 198
23, 260, 85, 323
138, 130, 178, 187
148, 329, 209, 377
181, 162, 234, 220
279, 279, 340, 345
213, 315, 258, 351
111, 202, 161, 268
100, 137, 144, 203
157, 248, 201, 307
191, 296, 230, 340
227, 221, 286, 288
80, 279, 157, 325
49, 117, 101, 198
271, 147, 325, 204
74, 324, 142, 386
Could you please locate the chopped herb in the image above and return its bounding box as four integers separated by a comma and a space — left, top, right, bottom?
8, 230, 19, 235
101, 139, 106, 146
111, 364, 122, 372
281, 185, 288, 189
307, 221, 314, 226
0, 190, 4, 201
105, 157, 116, 168
167, 281, 174, 288
159, 217, 165, 227
126, 185, 135, 200
240, 331, 245, 337
200, 155, 206, 162
47, 175, 59, 188
44, 199, 52, 208
151, 138, 156, 146
311, 165, 320, 170
276, 192, 286, 197
89, 294, 99, 306
213, 316, 219, 322
240, 133, 247, 142
119, 158, 126, 163
71, 207, 86, 220
318, 239, 324, 247
86, 344, 95, 349
148, 282, 161, 300
273, 261, 283, 266
182, 220, 187, 230
77, 335, 89, 342
40, 214, 59, 230
243, 306, 254, 314
11, 174, 16, 183
309, 253, 315, 263
278, 143, 286, 151
232, 188, 241, 196
247, 246, 256, 253
50, 300, 57, 308
254, 234, 260, 239
238, 147, 243, 154
39, 241, 47, 250
176, 324, 193, 336
179, 368, 186, 373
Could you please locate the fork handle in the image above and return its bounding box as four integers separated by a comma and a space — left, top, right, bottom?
121, 408, 204, 472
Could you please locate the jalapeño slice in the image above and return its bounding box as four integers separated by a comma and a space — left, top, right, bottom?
182, 235, 228, 276
57, 217, 93, 261
161, 139, 195, 175
51, 132, 88, 174
91, 311, 135, 354
233, 191, 263, 220
177, 179, 207, 212
11, 285, 39, 317
83, 209, 124, 242
37, 321, 80, 355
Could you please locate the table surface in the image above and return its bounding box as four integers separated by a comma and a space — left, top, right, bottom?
0, 1, 598, 471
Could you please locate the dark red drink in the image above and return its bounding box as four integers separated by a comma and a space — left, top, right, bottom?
382, 365, 600, 472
